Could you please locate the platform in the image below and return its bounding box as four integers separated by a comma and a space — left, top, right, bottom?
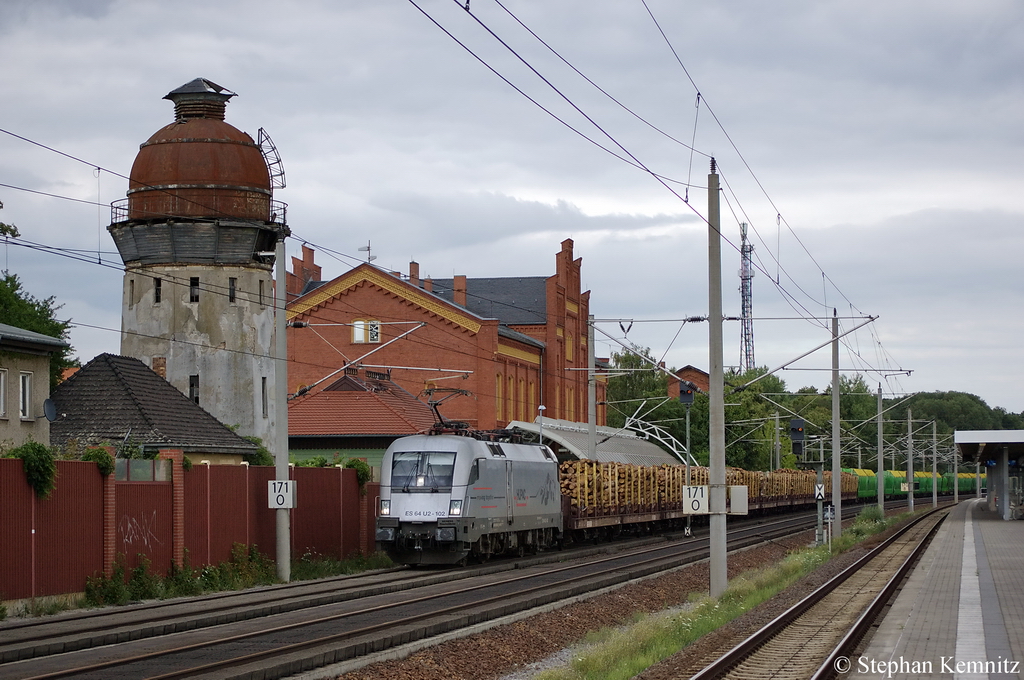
850, 498, 1023, 679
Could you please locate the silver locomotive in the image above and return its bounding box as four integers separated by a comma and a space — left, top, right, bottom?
375, 432, 562, 565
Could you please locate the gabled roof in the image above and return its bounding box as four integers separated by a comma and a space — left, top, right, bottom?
431, 276, 548, 325
50, 353, 257, 455
287, 265, 487, 334
498, 324, 545, 349
289, 372, 436, 437
0, 322, 69, 355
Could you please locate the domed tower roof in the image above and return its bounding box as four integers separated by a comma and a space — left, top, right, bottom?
126, 78, 272, 223
109, 79, 287, 267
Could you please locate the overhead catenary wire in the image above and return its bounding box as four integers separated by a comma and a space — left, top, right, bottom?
2, 5, 913, 395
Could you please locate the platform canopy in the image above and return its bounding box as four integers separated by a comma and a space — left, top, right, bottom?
954, 430, 1024, 465
509, 418, 682, 467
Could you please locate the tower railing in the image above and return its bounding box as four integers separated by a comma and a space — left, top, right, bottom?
110, 198, 288, 226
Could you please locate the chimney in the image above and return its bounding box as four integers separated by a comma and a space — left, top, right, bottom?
454, 275, 467, 307
424, 277, 433, 292
409, 261, 420, 287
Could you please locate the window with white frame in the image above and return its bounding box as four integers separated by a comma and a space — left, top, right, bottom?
0, 369, 7, 417
352, 319, 381, 344
19, 372, 32, 419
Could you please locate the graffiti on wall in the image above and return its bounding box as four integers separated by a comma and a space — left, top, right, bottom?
118, 510, 163, 550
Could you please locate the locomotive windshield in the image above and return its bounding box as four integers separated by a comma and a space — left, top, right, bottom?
391, 451, 457, 490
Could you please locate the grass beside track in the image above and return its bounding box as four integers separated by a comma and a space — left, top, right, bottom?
2, 548, 393, 619
537, 506, 907, 680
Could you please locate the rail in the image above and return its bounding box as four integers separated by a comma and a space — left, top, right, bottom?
692, 506, 948, 680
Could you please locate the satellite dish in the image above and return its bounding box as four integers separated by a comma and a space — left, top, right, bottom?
43, 398, 57, 422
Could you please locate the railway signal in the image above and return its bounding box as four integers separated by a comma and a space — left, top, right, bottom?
790, 419, 805, 458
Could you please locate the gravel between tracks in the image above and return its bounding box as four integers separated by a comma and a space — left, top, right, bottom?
331, 520, 905, 680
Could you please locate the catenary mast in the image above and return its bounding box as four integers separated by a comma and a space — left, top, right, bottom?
739, 222, 755, 372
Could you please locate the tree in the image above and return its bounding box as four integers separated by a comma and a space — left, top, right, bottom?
605, 345, 694, 461
0, 272, 77, 388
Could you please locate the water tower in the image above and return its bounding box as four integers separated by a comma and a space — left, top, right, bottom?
108, 78, 288, 446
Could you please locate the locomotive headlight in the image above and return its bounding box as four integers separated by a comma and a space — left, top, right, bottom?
379, 499, 391, 516
448, 499, 463, 516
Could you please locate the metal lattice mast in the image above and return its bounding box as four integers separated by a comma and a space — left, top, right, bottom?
739, 222, 755, 371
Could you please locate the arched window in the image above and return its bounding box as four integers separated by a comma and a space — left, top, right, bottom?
518, 379, 525, 421
507, 375, 514, 423
495, 374, 503, 422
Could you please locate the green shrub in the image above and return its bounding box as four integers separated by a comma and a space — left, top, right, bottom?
127, 555, 163, 601
81, 448, 115, 476
858, 504, 884, 524
165, 553, 203, 598
84, 559, 130, 607
340, 457, 373, 488
7, 442, 57, 498
297, 455, 329, 468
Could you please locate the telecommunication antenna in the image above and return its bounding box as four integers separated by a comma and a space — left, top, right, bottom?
358, 241, 376, 263
739, 222, 755, 372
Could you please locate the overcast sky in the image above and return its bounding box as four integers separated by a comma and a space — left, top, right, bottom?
2, 1, 1022, 412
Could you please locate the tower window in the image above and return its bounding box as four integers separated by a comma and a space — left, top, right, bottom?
154, 278, 162, 304
259, 280, 265, 307
261, 377, 268, 418
129, 279, 135, 308
229, 277, 237, 303
190, 277, 200, 303
189, 374, 200, 404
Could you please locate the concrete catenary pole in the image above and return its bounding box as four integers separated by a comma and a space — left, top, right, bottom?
932, 421, 938, 508
907, 408, 914, 512
275, 236, 291, 582
877, 384, 884, 513
831, 311, 842, 539
708, 159, 728, 598
774, 412, 781, 470
954, 438, 959, 503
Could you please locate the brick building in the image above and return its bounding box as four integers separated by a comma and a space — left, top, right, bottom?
286, 239, 605, 431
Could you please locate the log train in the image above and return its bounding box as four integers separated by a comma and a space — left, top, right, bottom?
374, 429, 981, 566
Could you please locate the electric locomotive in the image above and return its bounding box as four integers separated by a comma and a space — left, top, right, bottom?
375, 430, 563, 565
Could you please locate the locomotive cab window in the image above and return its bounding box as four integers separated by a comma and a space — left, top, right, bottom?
391, 451, 457, 490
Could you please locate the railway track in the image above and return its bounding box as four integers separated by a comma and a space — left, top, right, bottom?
0, 502, 930, 680
691, 506, 949, 680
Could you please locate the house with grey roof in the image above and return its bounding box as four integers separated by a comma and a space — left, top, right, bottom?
0, 322, 69, 449
50, 353, 258, 465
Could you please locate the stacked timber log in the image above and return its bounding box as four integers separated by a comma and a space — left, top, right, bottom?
558, 460, 858, 515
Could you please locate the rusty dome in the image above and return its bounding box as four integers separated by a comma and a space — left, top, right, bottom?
126, 78, 272, 222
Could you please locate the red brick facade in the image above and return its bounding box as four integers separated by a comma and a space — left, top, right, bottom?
668, 365, 710, 398
286, 239, 605, 430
